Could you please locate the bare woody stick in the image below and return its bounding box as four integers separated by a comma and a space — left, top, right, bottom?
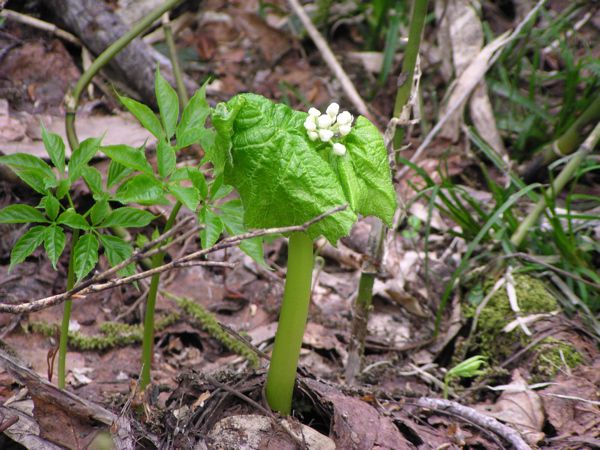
0, 205, 347, 314
286, 0, 373, 122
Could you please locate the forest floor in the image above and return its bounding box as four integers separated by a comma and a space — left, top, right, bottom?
0, 0, 599, 449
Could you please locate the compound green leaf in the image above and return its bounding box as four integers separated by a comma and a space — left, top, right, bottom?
73, 233, 99, 282
119, 95, 163, 140
89, 199, 110, 226
107, 160, 133, 188
44, 225, 66, 269
0, 153, 56, 194
0, 204, 48, 224
176, 80, 210, 148
168, 184, 199, 211
98, 234, 135, 277
100, 207, 155, 228
56, 209, 90, 230
41, 125, 65, 173
42, 195, 60, 221
68, 137, 102, 183
157, 141, 176, 178
115, 174, 166, 205
199, 206, 223, 249
102, 145, 153, 175
10, 225, 47, 270
82, 166, 105, 199
155, 67, 179, 139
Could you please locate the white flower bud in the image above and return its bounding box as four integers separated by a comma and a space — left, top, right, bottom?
332, 143, 347, 156
318, 129, 334, 142
339, 124, 352, 136
307, 131, 319, 141
337, 111, 354, 126
317, 114, 333, 129
304, 117, 317, 131
326, 102, 339, 118
308, 107, 321, 117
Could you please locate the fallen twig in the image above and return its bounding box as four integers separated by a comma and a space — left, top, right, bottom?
0, 205, 347, 314
415, 397, 532, 450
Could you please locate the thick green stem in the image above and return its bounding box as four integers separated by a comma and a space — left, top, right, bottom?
139, 201, 181, 389
392, 0, 429, 148
57, 229, 80, 389
266, 232, 314, 415
511, 122, 600, 248
65, 0, 183, 150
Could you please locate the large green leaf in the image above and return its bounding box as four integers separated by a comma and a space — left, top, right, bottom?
100, 207, 155, 228
114, 174, 166, 205
68, 137, 102, 182
176, 80, 211, 148
119, 95, 163, 140
336, 116, 397, 225
155, 68, 179, 140
10, 225, 47, 270
211, 94, 357, 243
73, 233, 99, 282
101, 145, 153, 175
98, 234, 135, 277
44, 225, 66, 269
0, 204, 48, 224
0, 153, 56, 194
41, 125, 65, 173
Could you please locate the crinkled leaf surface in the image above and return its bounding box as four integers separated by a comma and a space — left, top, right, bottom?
211, 94, 396, 243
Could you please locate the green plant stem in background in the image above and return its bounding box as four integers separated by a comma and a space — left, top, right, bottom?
345, 219, 384, 384
520, 95, 600, 181
162, 12, 188, 107
511, 122, 600, 249
392, 0, 429, 148
57, 229, 80, 389
140, 201, 182, 389
64, 0, 183, 150
266, 232, 314, 415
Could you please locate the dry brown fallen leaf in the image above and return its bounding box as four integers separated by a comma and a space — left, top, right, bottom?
476, 369, 545, 445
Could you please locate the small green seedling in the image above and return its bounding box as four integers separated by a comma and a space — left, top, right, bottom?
443, 355, 487, 399
211, 94, 397, 414
0, 130, 155, 388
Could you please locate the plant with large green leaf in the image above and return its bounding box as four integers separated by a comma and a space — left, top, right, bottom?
210, 93, 397, 414
0, 130, 155, 389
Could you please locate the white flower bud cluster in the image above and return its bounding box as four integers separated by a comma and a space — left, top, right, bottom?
303, 102, 354, 156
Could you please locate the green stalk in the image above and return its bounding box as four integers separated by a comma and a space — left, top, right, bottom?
345, 219, 384, 384
266, 232, 314, 415
65, 0, 183, 150
392, 0, 429, 148
162, 12, 189, 106
520, 95, 600, 181
57, 229, 80, 389
140, 201, 181, 389
511, 122, 600, 248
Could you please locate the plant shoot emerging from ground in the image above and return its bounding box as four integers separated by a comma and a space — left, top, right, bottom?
211, 94, 397, 414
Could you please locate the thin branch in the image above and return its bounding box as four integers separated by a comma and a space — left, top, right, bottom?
286, 0, 373, 122
0, 9, 81, 45
0, 205, 346, 314
415, 397, 532, 450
